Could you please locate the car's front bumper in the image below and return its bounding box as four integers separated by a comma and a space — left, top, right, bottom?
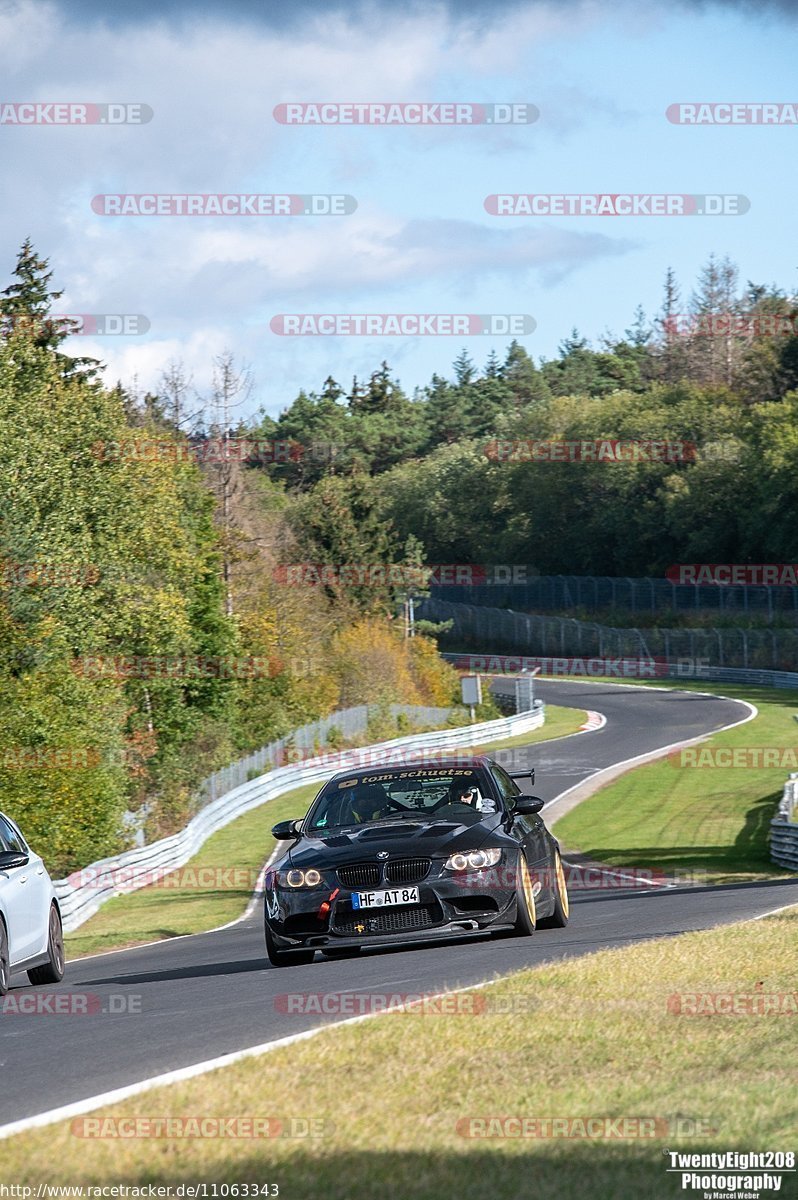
264, 875, 519, 952
265, 915, 518, 955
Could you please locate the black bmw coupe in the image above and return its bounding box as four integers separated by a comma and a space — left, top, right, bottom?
263, 754, 569, 965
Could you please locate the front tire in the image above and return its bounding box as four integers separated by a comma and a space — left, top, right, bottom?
513, 855, 537, 936
538, 850, 570, 929
265, 924, 315, 967
27, 904, 65, 986
0, 920, 10, 996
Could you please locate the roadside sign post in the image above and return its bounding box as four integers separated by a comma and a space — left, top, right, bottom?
461, 674, 482, 723
514, 667, 540, 713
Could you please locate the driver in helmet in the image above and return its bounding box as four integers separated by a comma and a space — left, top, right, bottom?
447, 778, 479, 806
447, 778, 497, 813
350, 783, 391, 823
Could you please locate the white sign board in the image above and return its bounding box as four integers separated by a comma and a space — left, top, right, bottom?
461, 675, 483, 707
514, 675, 535, 712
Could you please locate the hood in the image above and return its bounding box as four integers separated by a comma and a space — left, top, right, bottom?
287, 813, 507, 868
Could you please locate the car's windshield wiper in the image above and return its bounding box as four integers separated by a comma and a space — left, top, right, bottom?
381, 809, 428, 818
310, 812, 429, 832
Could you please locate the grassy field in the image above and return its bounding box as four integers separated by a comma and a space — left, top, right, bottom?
66, 705, 587, 959
552, 682, 798, 884
10, 909, 798, 1197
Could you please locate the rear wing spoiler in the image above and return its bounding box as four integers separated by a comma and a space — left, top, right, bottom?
508, 768, 535, 785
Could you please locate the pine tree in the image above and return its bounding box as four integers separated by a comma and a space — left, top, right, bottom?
424, 373, 471, 444
320, 376, 345, 405
453, 348, 476, 386
655, 266, 687, 384
348, 374, 366, 411
718, 256, 740, 386
689, 253, 726, 384
354, 362, 406, 414
778, 333, 798, 398
0, 240, 100, 379
503, 340, 550, 404
625, 305, 652, 349
484, 349, 501, 379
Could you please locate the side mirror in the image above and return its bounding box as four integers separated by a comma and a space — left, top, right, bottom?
0, 850, 29, 869
511, 795, 545, 815
272, 819, 301, 841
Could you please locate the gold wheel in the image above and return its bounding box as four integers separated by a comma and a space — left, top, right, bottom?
519, 856, 536, 928
555, 851, 569, 919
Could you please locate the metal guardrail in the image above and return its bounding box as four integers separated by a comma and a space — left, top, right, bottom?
771, 774, 798, 870
651, 664, 798, 689
778, 775, 798, 823
54, 705, 545, 932
196, 703, 455, 806
443, 652, 798, 692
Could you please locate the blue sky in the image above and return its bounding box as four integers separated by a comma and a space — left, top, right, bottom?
0, 0, 795, 418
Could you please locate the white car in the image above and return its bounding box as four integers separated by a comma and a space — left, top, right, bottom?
0, 810, 65, 995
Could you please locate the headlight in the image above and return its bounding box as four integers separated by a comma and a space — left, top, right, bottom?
444, 848, 502, 872
281, 868, 323, 888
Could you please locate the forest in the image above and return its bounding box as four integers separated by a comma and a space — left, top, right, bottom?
2, 241, 796, 869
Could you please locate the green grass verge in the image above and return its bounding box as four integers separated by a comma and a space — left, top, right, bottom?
66, 706, 586, 959
11, 909, 798, 1197
472, 701, 586, 751
552, 682, 798, 884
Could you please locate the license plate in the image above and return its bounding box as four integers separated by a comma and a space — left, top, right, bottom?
351, 886, 420, 910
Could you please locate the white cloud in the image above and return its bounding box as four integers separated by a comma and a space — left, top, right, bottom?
0, 0, 669, 405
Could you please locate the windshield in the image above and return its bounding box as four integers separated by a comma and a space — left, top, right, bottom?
306, 768, 500, 831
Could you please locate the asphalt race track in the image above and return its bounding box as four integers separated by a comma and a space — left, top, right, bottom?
3, 680, 797, 1127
